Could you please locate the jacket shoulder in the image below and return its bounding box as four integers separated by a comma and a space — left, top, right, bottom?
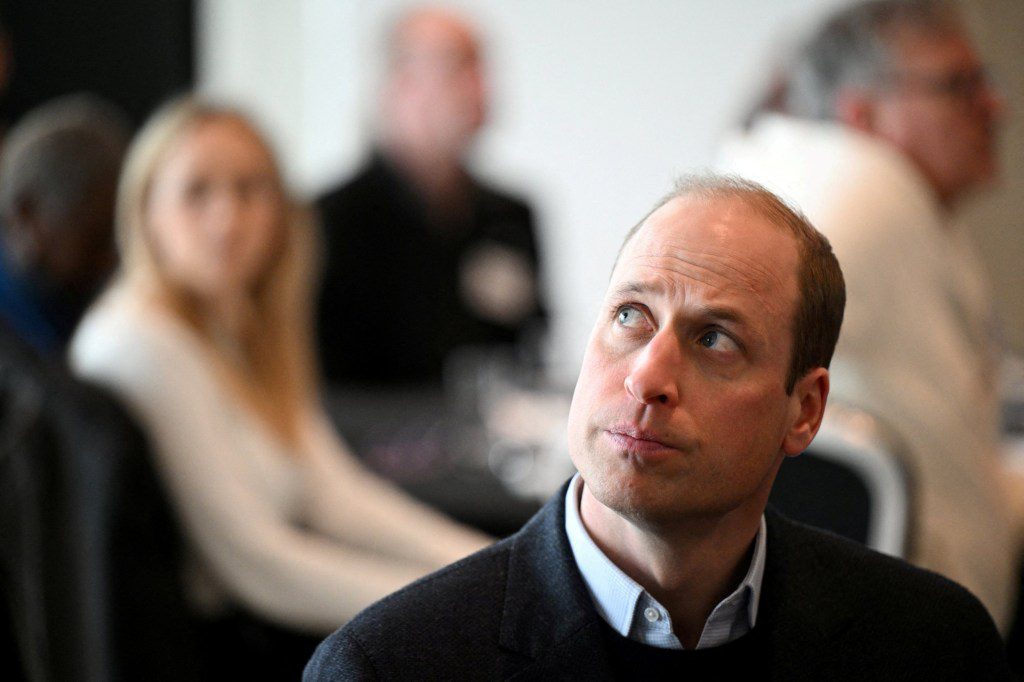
779, 514, 983, 603
474, 178, 532, 213
766, 513, 1010, 676
316, 157, 406, 214
771, 512, 1004, 646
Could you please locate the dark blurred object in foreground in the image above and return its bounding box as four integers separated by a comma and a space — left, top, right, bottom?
0, 322, 198, 681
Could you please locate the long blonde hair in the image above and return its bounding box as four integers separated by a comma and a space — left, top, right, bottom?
115, 95, 320, 445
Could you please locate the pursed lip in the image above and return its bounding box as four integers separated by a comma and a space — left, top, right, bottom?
603, 424, 679, 455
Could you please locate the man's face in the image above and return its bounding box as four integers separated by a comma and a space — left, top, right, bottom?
45, 180, 119, 298
391, 13, 487, 156
567, 195, 805, 527
9, 178, 118, 305
870, 30, 1003, 205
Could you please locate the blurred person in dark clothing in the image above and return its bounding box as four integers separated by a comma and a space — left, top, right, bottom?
0, 95, 198, 681
316, 7, 545, 389
0, 94, 127, 356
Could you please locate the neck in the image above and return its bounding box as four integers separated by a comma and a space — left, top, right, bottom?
579, 485, 761, 648
206, 290, 256, 343
149, 281, 256, 359
910, 160, 958, 214
380, 135, 468, 210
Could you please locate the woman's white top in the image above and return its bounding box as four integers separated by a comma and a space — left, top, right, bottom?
70, 287, 489, 634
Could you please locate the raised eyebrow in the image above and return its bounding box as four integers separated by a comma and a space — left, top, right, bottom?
690, 303, 750, 330
610, 283, 746, 323
609, 281, 664, 299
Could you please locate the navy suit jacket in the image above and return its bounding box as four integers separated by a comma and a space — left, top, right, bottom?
305, 484, 1010, 680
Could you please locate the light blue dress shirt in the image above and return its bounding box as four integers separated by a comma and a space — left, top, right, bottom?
564, 473, 766, 650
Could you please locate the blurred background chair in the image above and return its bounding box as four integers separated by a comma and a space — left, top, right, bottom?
0, 332, 199, 682
769, 403, 914, 558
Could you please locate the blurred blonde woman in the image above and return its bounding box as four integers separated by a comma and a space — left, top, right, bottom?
70, 97, 489, 674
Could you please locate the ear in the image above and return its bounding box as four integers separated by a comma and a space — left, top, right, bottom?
782, 367, 829, 457
834, 88, 876, 134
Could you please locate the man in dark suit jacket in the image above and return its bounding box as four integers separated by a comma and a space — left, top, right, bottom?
316, 7, 545, 390
306, 175, 1011, 679
305, 489, 1007, 680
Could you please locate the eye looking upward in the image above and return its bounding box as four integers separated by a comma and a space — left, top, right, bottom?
699, 329, 740, 353
616, 305, 645, 329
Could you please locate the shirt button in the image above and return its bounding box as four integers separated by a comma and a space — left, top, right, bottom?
644, 607, 660, 623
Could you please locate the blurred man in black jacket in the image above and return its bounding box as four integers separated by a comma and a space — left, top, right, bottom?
316, 7, 545, 389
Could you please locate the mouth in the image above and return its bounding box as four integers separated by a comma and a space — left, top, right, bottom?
603, 425, 680, 458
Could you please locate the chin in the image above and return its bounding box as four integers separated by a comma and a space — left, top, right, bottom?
601, 489, 718, 530
585, 463, 676, 520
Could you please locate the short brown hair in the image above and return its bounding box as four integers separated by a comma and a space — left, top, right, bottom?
618, 174, 846, 394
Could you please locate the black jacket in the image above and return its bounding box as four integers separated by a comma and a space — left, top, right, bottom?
0, 324, 198, 681
306, 483, 1010, 681
315, 154, 545, 387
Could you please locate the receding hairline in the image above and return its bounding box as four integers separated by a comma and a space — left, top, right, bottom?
614, 175, 810, 268
384, 6, 481, 69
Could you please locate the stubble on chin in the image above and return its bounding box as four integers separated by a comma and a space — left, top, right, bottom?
577, 439, 672, 530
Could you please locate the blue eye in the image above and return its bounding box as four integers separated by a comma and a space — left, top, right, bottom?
616, 306, 645, 328
699, 329, 740, 353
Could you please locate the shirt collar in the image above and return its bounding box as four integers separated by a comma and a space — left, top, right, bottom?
564, 473, 766, 649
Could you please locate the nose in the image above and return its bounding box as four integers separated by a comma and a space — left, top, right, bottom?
207, 190, 245, 240
624, 329, 681, 408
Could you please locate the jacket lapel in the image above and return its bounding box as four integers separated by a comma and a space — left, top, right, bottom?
498, 483, 615, 680
760, 509, 858, 679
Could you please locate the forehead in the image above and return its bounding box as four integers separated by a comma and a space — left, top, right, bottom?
169, 117, 274, 172
891, 27, 978, 70
612, 195, 800, 318
397, 14, 479, 63
190, 117, 266, 151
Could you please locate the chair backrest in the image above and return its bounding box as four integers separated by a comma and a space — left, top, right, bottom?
0, 326, 200, 681
769, 404, 913, 558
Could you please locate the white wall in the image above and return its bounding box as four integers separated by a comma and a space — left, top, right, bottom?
198, 0, 1022, 377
